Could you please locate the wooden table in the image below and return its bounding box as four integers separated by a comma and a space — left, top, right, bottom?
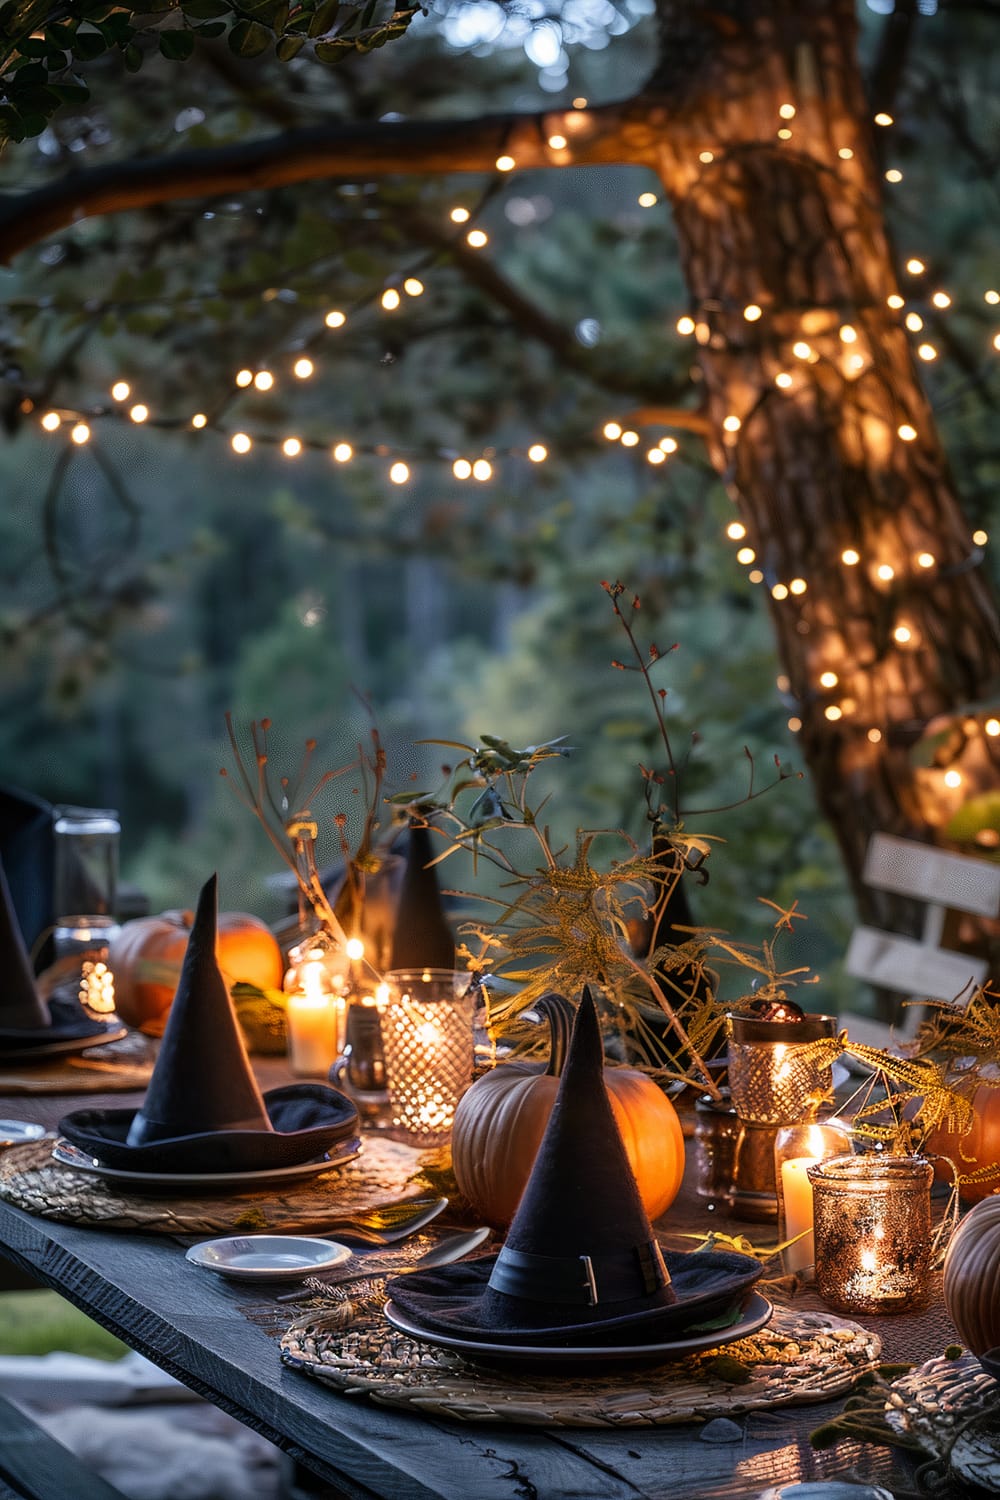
0, 1064, 946, 1500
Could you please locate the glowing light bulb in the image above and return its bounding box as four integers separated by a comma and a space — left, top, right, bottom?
282, 437, 302, 458
452, 458, 472, 479
743, 304, 762, 322
324, 309, 346, 328
985, 290, 1000, 305
777, 128, 792, 140
573, 97, 587, 108
332, 442, 353, 462
191, 413, 207, 429
647, 448, 666, 464
893, 624, 912, 643
905, 312, 923, 331
788, 716, 802, 732
868, 727, 883, 743
293, 358, 314, 379
839, 324, 858, 344
110, 381, 130, 401
897, 424, 917, 442
381, 288, 401, 311
772, 582, 789, 600
792, 341, 812, 359
727, 521, 747, 540
41, 411, 61, 431
676, 316, 696, 336
838, 147, 854, 160
466, 229, 488, 248
887, 294, 905, 310
931, 291, 951, 309
917, 344, 937, 361
603, 422, 622, 440
874, 112, 893, 126
345, 937, 365, 962
825, 705, 843, 722
775, 371, 793, 388
527, 444, 547, 462
876, 563, 895, 581
973, 529, 989, 546
450, 207, 470, 224
748, 569, 764, 584
778, 103, 796, 119
776, 674, 790, 692
638, 192, 658, 207
944, 769, 963, 789
986, 719, 1000, 737
916, 552, 935, 568
547, 135, 567, 150
736, 547, 756, 564
789, 577, 807, 595
842, 549, 860, 566
389, 462, 410, 484
231, 432, 251, 454
495, 154, 515, 171
722, 414, 742, 433
129, 404, 148, 423
235, 369, 253, 387
658, 436, 678, 453
70, 422, 90, 444
472, 459, 492, 481
253, 370, 274, 392
906, 258, 925, 276
620, 430, 640, 448
885, 168, 903, 183
993, 333, 1000, 353
820, 671, 839, 688
404, 278, 424, 296
698, 150, 714, 164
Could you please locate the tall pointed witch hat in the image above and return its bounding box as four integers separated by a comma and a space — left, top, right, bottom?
388, 820, 455, 972
0, 852, 124, 1051
60, 875, 358, 1173
387, 988, 762, 1349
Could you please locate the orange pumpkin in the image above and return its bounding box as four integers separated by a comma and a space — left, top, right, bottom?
944, 1195, 1000, 1354
110, 909, 283, 1035
926, 1080, 1000, 1205
451, 994, 685, 1227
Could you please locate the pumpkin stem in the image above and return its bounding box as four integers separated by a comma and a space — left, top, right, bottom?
534, 993, 576, 1077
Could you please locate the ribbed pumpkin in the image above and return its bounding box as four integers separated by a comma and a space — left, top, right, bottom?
943, 1196, 1000, 1354
451, 993, 685, 1227
926, 1080, 1000, 1205
110, 909, 283, 1035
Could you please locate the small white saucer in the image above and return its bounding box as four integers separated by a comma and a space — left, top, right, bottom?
185, 1235, 353, 1283
0, 1120, 47, 1146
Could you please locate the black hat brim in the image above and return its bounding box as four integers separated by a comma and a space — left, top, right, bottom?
385, 1247, 763, 1348
0, 992, 123, 1049
58, 1083, 359, 1174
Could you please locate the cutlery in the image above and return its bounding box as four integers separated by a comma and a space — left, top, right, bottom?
275, 1225, 491, 1301
322, 1195, 448, 1244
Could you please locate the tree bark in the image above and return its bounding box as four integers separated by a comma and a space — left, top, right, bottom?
649, 0, 1000, 925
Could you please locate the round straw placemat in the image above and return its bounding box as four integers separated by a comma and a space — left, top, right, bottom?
280, 1297, 881, 1427
0, 1134, 422, 1234
0, 1031, 156, 1094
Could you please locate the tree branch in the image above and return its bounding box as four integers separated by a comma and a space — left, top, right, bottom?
0, 98, 655, 263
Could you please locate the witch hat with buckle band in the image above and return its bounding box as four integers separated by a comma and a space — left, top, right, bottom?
0, 853, 52, 1032
60, 874, 358, 1172
387, 987, 762, 1348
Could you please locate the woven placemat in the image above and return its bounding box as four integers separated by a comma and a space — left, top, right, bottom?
0, 1133, 422, 1234
280, 1297, 881, 1427
0, 1029, 157, 1094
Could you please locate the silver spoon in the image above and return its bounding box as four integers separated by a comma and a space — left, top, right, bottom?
325, 1197, 449, 1245
275, 1225, 490, 1301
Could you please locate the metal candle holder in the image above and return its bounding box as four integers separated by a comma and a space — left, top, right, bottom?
808, 1153, 935, 1314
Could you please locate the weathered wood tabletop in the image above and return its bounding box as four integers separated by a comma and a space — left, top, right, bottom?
0, 1058, 944, 1500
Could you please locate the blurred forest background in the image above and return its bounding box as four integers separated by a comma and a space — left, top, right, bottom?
1, 0, 998, 1007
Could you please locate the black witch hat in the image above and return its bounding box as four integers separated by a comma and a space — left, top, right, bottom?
60, 874, 358, 1173
387, 988, 762, 1348
388, 820, 455, 972
0, 853, 122, 1052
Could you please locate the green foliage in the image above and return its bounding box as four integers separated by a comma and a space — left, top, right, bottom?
0, 1291, 127, 1358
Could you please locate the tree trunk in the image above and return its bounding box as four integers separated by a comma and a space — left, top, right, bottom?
650, 0, 1000, 926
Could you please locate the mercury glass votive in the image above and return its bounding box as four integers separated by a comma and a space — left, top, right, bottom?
808, 1154, 935, 1314
727, 1012, 837, 1125
380, 969, 475, 1146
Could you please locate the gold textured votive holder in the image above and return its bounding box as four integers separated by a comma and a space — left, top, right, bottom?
726, 1012, 837, 1125
807, 1154, 935, 1315
380, 969, 475, 1146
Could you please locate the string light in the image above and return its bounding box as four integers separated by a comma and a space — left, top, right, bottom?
788, 717, 802, 732
70, 422, 90, 444
825, 705, 843, 721
253, 371, 274, 392
944, 769, 963, 789
917, 343, 937, 361
495, 155, 515, 171
893, 624, 912, 643
838, 147, 854, 160
792, 341, 812, 359
868, 727, 883, 743
916, 551, 935, 567
453, 458, 472, 479
547, 135, 567, 151
775, 371, 793, 388
772, 582, 789, 600
466, 229, 488, 248
620, 430, 640, 447
839, 324, 858, 343
449, 207, 470, 224
931, 291, 951, 309
231, 432, 251, 454
778, 103, 796, 119
842, 549, 860, 565
905, 258, 926, 275
41, 411, 60, 431
726, 521, 747, 540
527, 444, 547, 462
191, 413, 207, 429
905, 312, 923, 331
282, 437, 302, 458
777, 128, 792, 141
748, 569, 764, 584
736, 546, 756, 564
129, 404, 148, 423
403, 278, 424, 296
887, 294, 905, 310
885, 168, 903, 183
235, 369, 253, 387
110, 381, 130, 401
973, 529, 989, 546
698, 150, 714, 164
658, 436, 678, 453
876, 563, 895, 581
647, 447, 666, 464
986, 719, 1000, 737
603, 422, 622, 440
324, 309, 346, 328
332, 442, 353, 462
722, 414, 742, 433
897, 424, 917, 442
472, 458, 492, 481
789, 577, 807, 595
743, 304, 762, 321
293, 358, 314, 379
676, 316, 696, 336
638, 192, 658, 208
381, 288, 401, 311
389, 461, 409, 484
820, 671, 839, 688
874, 112, 893, 126
985, 290, 1000, 305
993, 333, 1000, 352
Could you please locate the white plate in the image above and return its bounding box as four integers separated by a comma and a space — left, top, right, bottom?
186, 1234, 353, 1283
0, 1120, 46, 1146
383, 1291, 773, 1365
50, 1135, 362, 1193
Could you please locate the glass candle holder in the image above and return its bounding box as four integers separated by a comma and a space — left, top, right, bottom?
52, 807, 121, 1018
284, 937, 348, 1077
808, 1154, 935, 1314
775, 1117, 853, 1276
727, 1012, 837, 1125
380, 969, 475, 1146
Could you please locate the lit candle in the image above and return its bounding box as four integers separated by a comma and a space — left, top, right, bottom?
780, 1157, 817, 1272
775, 1118, 852, 1276
286, 950, 340, 1076
808, 1154, 934, 1314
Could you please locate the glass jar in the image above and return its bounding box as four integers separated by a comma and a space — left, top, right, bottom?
52, 807, 121, 1017
808, 1154, 935, 1314
379, 969, 476, 1146
774, 1117, 853, 1276
727, 1012, 837, 1125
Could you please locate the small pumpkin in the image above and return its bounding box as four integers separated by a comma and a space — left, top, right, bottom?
943, 1195, 1000, 1354
451, 993, 685, 1227
925, 1079, 1000, 1205
110, 908, 283, 1036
